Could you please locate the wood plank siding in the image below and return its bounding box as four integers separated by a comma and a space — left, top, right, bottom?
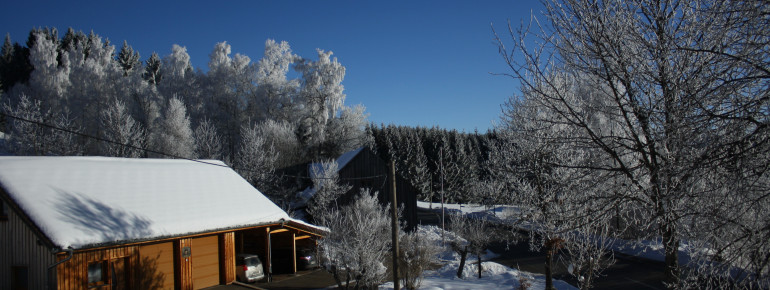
0, 206, 55, 290
55, 245, 139, 290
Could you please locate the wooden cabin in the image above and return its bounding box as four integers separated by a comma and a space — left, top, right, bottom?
298, 147, 419, 230
0, 157, 324, 289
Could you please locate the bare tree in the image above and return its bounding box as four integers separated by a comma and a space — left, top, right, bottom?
494, 0, 770, 287
448, 212, 495, 279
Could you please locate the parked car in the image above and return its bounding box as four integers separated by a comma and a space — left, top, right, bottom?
296, 247, 318, 270
236, 254, 265, 283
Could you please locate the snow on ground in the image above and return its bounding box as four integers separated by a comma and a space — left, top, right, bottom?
417, 200, 522, 224
418, 200, 703, 274
379, 225, 577, 290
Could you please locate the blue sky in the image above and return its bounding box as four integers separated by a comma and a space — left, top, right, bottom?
1, 0, 542, 132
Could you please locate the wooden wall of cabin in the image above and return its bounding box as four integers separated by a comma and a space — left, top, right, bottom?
55, 245, 139, 290
0, 204, 55, 290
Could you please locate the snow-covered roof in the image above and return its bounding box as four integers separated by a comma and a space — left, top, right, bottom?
0, 156, 314, 250
307, 147, 364, 179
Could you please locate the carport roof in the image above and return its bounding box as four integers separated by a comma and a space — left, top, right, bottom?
0, 156, 322, 250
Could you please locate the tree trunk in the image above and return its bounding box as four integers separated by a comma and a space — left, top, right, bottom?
456, 246, 468, 278
477, 253, 482, 279
663, 227, 680, 288
545, 239, 555, 290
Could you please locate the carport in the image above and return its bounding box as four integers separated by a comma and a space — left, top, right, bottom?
234, 223, 322, 279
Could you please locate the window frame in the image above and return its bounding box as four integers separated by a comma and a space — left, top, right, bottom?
87, 261, 109, 288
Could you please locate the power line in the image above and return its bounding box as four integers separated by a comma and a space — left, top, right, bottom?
0, 111, 388, 181
0, 111, 230, 169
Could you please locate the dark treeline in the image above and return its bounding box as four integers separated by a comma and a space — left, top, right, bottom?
369, 124, 500, 205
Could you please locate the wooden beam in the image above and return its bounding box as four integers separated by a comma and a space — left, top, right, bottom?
292, 233, 297, 274
269, 229, 289, 234
264, 227, 271, 282
219, 232, 235, 284
294, 235, 312, 240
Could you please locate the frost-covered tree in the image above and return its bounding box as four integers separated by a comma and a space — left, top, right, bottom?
306, 160, 351, 220
318, 189, 391, 289
322, 104, 371, 158
495, 0, 770, 287
194, 118, 222, 160
448, 212, 495, 279
559, 224, 616, 290
234, 122, 278, 193
492, 77, 600, 289
100, 99, 145, 158
158, 45, 199, 119
63, 31, 123, 143
27, 31, 69, 104
258, 119, 303, 168
204, 41, 254, 157
154, 97, 195, 158
253, 39, 300, 123
143, 52, 162, 85
2, 94, 82, 156
295, 49, 347, 158
117, 40, 141, 75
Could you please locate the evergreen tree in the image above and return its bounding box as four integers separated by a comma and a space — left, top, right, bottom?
0, 34, 14, 91
154, 97, 195, 158
117, 40, 141, 75
143, 52, 162, 85
100, 99, 146, 157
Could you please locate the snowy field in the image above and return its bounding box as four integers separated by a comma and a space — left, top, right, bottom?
379, 225, 576, 290
418, 200, 676, 264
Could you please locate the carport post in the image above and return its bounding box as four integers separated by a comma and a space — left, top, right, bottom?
267, 227, 273, 282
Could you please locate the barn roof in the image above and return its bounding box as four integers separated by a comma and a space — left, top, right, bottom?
0, 156, 318, 250
297, 147, 366, 206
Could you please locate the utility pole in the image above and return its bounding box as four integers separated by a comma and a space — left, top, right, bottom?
390, 160, 400, 290
440, 147, 445, 246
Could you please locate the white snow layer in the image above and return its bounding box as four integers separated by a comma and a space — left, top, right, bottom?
0, 156, 300, 250
379, 225, 577, 290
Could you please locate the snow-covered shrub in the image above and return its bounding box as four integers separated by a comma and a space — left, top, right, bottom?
318, 189, 391, 289
398, 229, 441, 289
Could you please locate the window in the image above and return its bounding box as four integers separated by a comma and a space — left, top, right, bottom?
11, 266, 28, 290
87, 261, 108, 287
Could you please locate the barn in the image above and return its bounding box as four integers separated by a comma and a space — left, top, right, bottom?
297, 147, 419, 230
0, 156, 324, 289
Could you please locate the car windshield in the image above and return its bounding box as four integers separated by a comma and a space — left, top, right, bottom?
245, 257, 260, 266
